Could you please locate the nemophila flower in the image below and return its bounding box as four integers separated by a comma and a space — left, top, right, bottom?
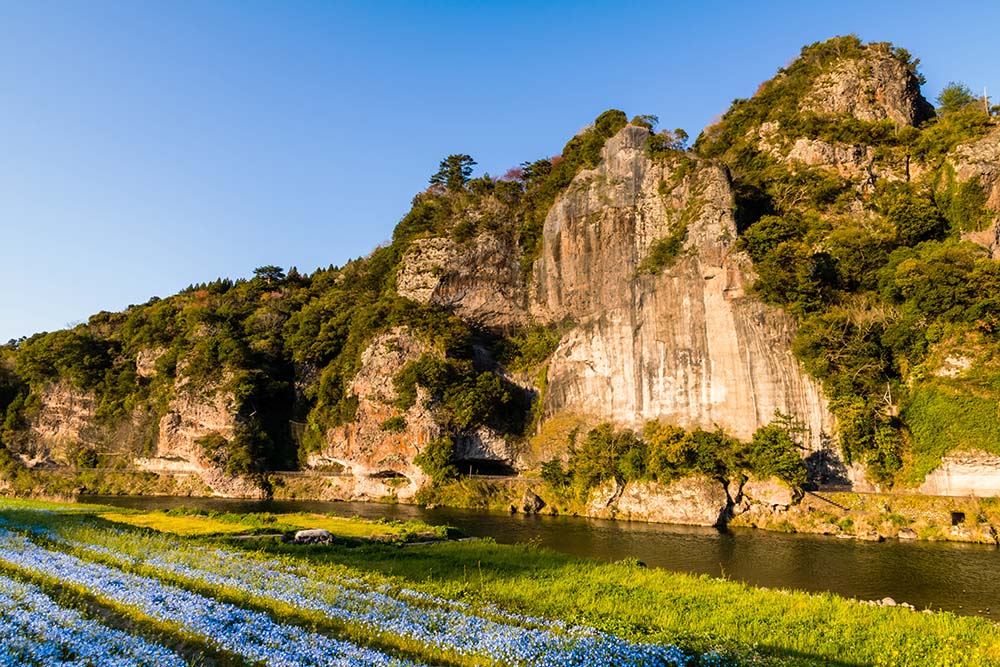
0, 530, 419, 667
0, 573, 186, 667
31, 520, 691, 666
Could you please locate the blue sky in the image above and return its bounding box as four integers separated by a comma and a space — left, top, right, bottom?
1, 0, 998, 341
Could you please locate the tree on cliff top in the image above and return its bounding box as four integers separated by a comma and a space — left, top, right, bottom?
936, 82, 978, 114
253, 265, 286, 284
430, 154, 476, 191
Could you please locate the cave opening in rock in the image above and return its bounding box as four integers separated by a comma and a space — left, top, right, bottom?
951, 511, 966, 526
369, 470, 408, 480
455, 459, 517, 476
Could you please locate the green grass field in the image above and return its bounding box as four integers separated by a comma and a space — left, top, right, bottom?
0, 497, 997, 666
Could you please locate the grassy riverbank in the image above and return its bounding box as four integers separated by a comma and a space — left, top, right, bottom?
731, 490, 1000, 545
1, 497, 998, 666
8, 460, 998, 547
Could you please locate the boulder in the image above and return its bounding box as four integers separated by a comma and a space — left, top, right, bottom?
613, 476, 731, 526
521, 489, 546, 514
741, 476, 800, 510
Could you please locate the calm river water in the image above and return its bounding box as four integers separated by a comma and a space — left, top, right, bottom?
83, 494, 1000, 617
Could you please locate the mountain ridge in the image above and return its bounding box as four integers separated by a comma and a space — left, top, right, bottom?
3, 35, 1000, 511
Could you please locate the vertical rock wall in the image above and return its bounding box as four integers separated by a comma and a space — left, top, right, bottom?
531, 125, 836, 450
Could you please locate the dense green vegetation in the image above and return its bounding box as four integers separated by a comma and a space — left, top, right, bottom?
3, 35, 1000, 492
694, 35, 1000, 484
541, 417, 806, 501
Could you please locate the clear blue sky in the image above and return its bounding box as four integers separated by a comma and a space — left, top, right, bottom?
2, 0, 997, 341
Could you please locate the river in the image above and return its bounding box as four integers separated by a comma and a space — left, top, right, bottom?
83, 494, 1000, 617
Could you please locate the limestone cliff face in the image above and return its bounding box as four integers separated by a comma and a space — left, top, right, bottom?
919, 450, 1000, 496
141, 378, 266, 499
784, 137, 875, 179
320, 327, 438, 499
800, 48, 933, 127
124, 353, 263, 498
531, 125, 835, 451
586, 476, 732, 526
396, 233, 528, 330
950, 127, 1000, 209
949, 128, 1000, 257
155, 387, 237, 468
21, 382, 97, 465
317, 326, 523, 496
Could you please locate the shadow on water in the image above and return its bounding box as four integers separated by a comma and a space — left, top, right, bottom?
83, 494, 1000, 618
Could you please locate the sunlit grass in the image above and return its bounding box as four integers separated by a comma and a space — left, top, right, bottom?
255, 535, 1000, 666
96, 508, 447, 539
4, 497, 1000, 666
98, 511, 253, 536
0, 497, 114, 513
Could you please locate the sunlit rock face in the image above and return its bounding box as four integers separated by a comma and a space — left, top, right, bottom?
799, 49, 933, 127
396, 234, 528, 331
949, 127, 1000, 258
321, 327, 437, 499
919, 450, 1000, 497
530, 125, 835, 453
586, 476, 732, 526
22, 382, 97, 465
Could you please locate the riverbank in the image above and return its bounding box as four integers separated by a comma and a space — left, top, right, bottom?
1, 496, 998, 666
731, 489, 1000, 545
336, 474, 1000, 547
7, 464, 1000, 547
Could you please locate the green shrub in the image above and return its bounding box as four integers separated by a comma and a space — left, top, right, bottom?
540, 458, 570, 490
742, 421, 807, 486
380, 416, 407, 433
638, 224, 688, 273
75, 448, 99, 469
494, 325, 562, 373
414, 437, 457, 484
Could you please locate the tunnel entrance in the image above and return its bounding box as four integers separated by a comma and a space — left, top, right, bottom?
369, 470, 408, 480
455, 459, 517, 476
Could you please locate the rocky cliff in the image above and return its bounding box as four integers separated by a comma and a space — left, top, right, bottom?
530, 125, 835, 451
799, 46, 933, 126
324, 124, 840, 489
318, 327, 435, 499
5, 36, 1000, 510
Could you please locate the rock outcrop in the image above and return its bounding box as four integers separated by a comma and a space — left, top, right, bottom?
453, 427, 517, 466
396, 233, 527, 330
918, 449, 1000, 496
785, 137, 874, 178
142, 381, 270, 498
530, 125, 836, 453
155, 388, 238, 469
21, 382, 97, 465
739, 476, 800, 510
135, 348, 165, 378
950, 128, 1000, 210
949, 128, 1000, 257
320, 327, 439, 499
800, 48, 933, 127
587, 476, 731, 526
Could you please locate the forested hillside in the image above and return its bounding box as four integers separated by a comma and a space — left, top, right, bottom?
2, 36, 999, 501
